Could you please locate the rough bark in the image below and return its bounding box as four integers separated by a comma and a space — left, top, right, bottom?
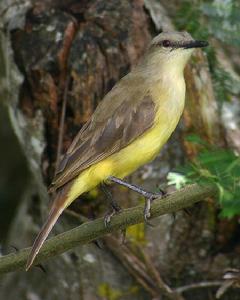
0, 0, 239, 299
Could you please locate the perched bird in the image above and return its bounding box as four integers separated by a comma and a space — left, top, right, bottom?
26, 31, 208, 270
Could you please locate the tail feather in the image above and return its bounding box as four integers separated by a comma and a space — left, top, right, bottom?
25, 205, 64, 271
26, 184, 71, 271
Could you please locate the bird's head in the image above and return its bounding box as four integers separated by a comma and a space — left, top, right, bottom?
141, 31, 208, 76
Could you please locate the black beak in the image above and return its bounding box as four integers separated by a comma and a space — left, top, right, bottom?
184, 40, 209, 49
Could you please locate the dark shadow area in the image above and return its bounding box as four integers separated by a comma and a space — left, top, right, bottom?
0, 104, 29, 243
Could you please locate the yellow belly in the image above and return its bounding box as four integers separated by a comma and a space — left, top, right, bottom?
65, 100, 184, 207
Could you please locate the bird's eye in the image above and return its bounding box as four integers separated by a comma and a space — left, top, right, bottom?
162, 40, 171, 47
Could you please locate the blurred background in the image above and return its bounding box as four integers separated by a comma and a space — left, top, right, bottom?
0, 0, 240, 299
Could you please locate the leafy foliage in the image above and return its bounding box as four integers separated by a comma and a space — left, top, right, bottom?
167, 135, 240, 218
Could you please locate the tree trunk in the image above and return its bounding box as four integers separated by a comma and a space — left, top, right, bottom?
0, 0, 239, 299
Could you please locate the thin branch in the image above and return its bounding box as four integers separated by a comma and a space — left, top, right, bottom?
0, 183, 217, 275
175, 281, 224, 294
55, 75, 69, 174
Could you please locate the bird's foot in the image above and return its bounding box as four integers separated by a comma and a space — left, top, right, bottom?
101, 182, 122, 227
104, 204, 122, 227
143, 190, 165, 226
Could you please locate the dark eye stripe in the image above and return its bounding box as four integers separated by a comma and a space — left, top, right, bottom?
153, 40, 191, 49
155, 40, 178, 48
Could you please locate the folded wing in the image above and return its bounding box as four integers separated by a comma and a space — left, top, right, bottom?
51, 83, 156, 191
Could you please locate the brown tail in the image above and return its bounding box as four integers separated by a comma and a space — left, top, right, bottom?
25, 184, 71, 271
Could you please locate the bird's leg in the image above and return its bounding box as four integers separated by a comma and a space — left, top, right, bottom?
108, 176, 165, 224
101, 183, 122, 212
101, 183, 122, 227
108, 176, 165, 198
101, 183, 127, 242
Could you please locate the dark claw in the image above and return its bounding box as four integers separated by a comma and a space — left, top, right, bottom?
112, 202, 122, 212
183, 208, 192, 216
94, 239, 104, 249
156, 186, 167, 196
35, 264, 47, 273
159, 188, 166, 195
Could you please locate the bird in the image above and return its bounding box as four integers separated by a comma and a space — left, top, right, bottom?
25, 31, 208, 270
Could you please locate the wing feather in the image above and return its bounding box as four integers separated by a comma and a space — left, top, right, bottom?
51, 87, 155, 191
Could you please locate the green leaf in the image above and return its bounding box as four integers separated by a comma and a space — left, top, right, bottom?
168, 145, 240, 218
185, 134, 209, 147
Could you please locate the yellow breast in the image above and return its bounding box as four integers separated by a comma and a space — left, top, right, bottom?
110, 84, 186, 178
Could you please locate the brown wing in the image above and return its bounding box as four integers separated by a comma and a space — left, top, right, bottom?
51, 90, 155, 191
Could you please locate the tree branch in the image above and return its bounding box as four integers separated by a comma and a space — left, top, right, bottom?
0, 183, 217, 275
175, 281, 224, 294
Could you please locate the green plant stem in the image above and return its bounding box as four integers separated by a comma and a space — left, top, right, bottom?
0, 183, 217, 275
